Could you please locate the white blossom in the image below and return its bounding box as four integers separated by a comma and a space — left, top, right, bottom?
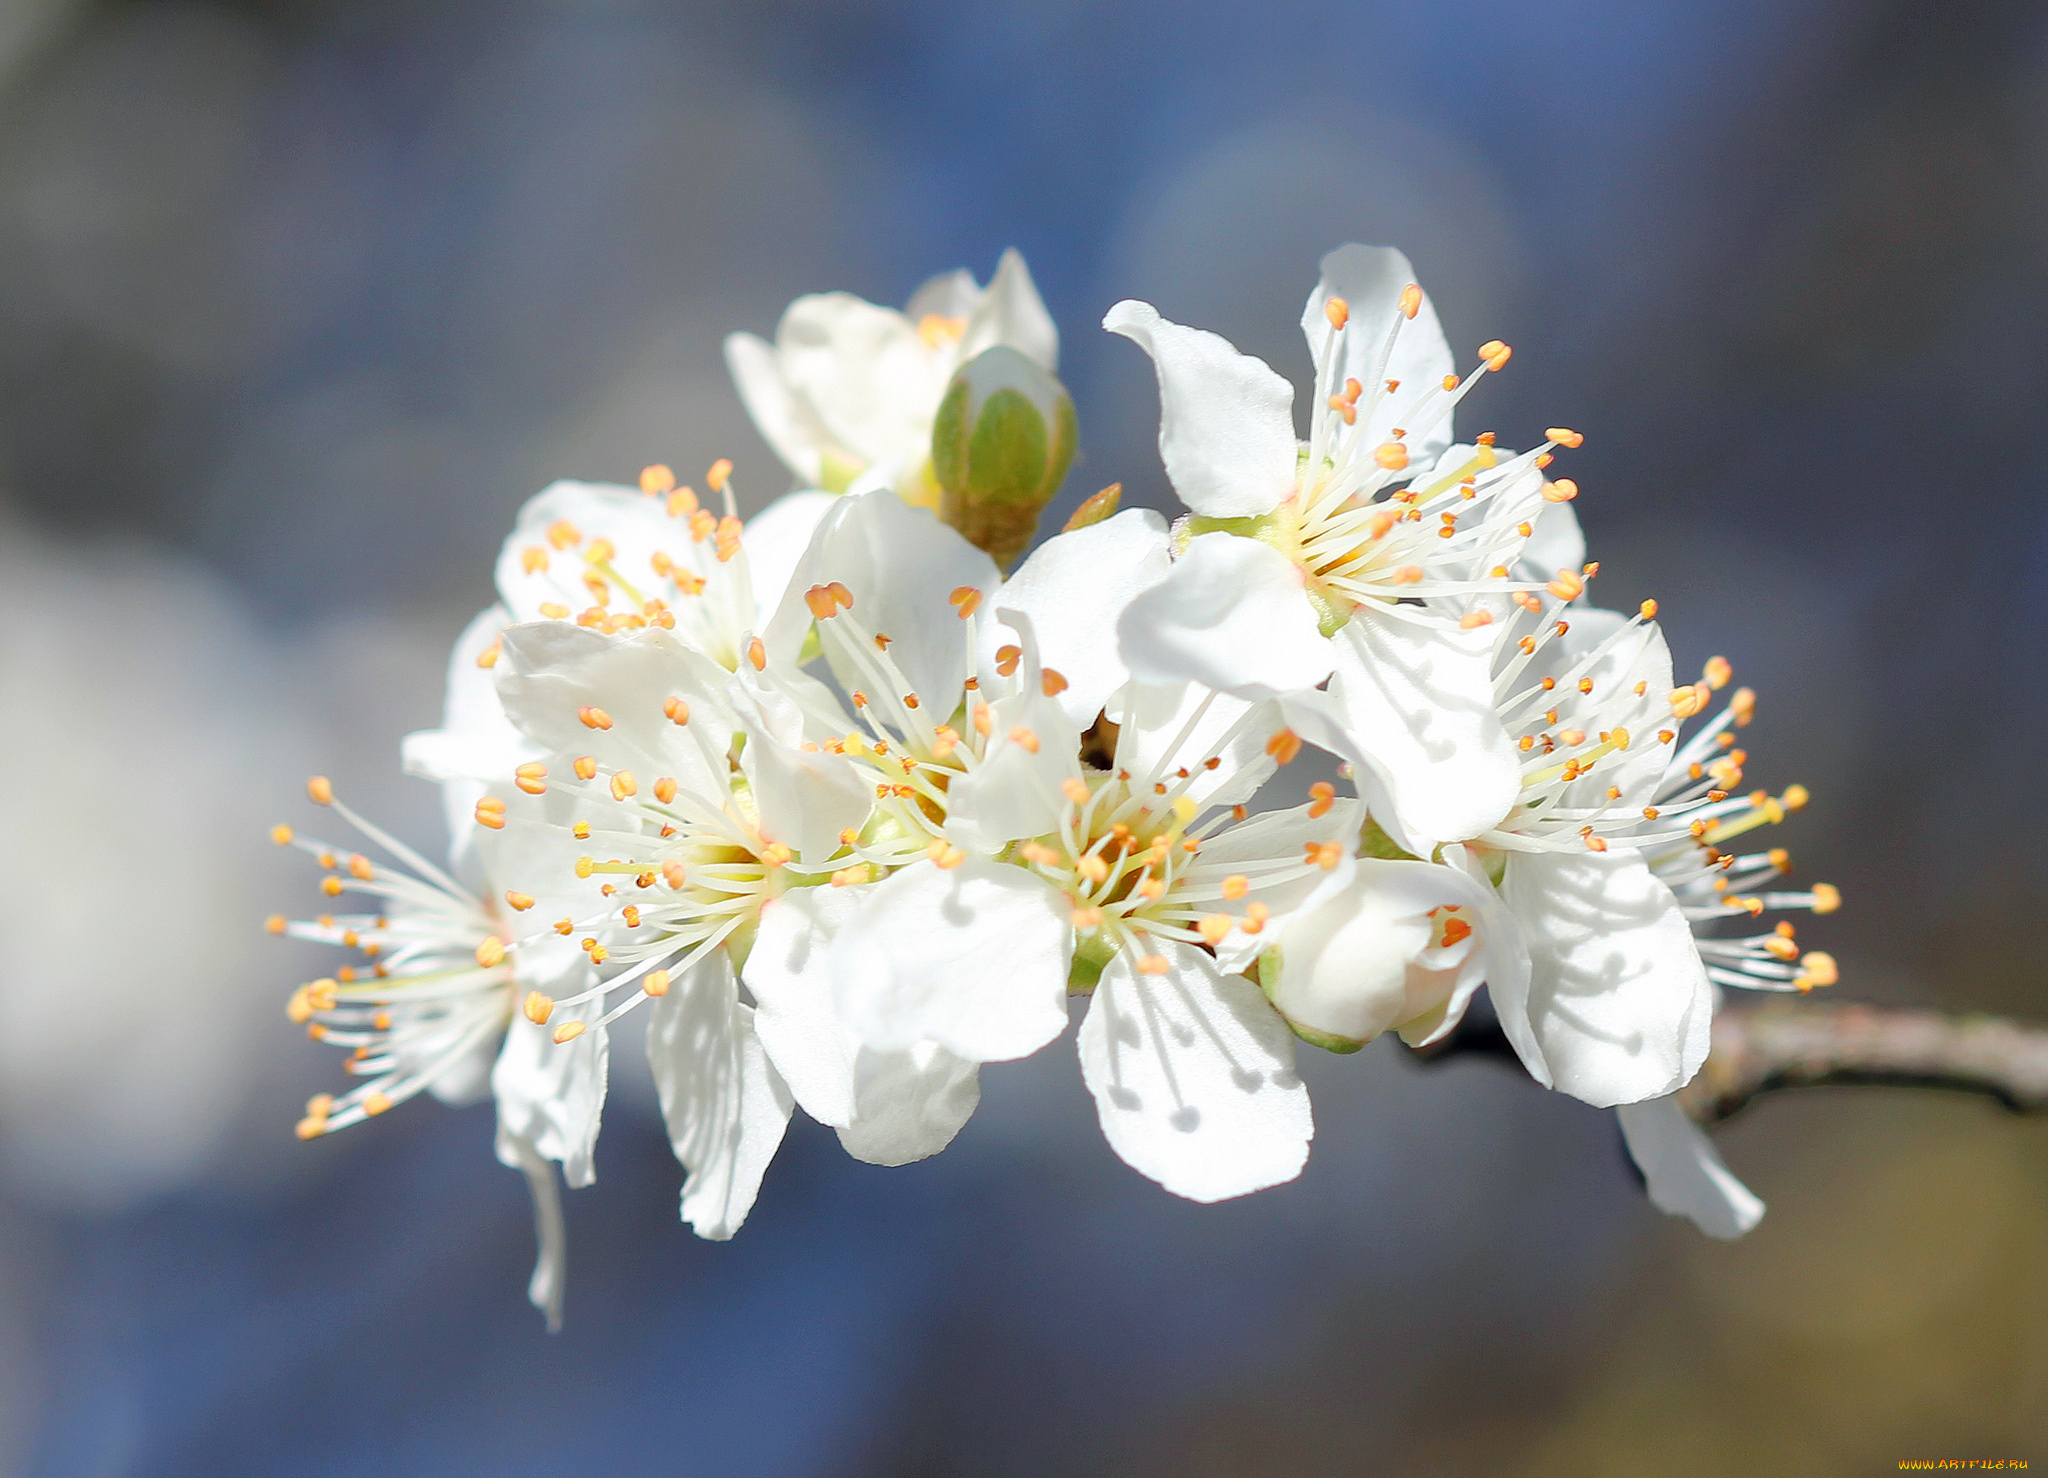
726, 250, 1058, 501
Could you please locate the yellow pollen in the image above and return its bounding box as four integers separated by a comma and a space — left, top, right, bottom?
319, 875, 346, 897
640, 968, 671, 998
1076, 854, 1110, 885
1541, 479, 1578, 503
610, 771, 638, 801
1478, 340, 1511, 370
1374, 442, 1410, 471
1668, 686, 1708, 719
1221, 874, 1249, 901
568, 757, 596, 782
1323, 296, 1349, 329
573, 856, 595, 879
476, 638, 502, 669
547, 519, 582, 550
1547, 570, 1584, 601
1782, 784, 1810, 810
1795, 951, 1838, 990
522, 991, 554, 1025
307, 775, 334, 806
264, 913, 287, 935
578, 706, 612, 731
1137, 876, 1166, 902
552, 1021, 587, 1045
1730, 688, 1756, 727
705, 458, 733, 493
1197, 915, 1232, 946
1241, 902, 1270, 934
1397, 284, 1423, 319
475, 935, 507, 968
1703, 655, 1732, 690
271, 823, 294, 846
361, 1092, 392, 1116
538, 602, 570, 620
622, 905, 641, 927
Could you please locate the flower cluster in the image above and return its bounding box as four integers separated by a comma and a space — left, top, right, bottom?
271, 246, 1839, 1324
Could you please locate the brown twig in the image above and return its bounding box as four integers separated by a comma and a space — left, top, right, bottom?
1677, 998, 2048, 1124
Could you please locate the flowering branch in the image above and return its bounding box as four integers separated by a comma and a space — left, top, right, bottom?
1674, 999, 2048, 1124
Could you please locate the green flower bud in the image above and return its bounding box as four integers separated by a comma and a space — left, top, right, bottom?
930, 346, 1077, 570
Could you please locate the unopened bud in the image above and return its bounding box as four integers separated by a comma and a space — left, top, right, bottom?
930, 346, 1077, 570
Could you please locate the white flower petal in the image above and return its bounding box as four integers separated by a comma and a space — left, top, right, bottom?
1104, 679, 1278, 810
1300, 245, 1454, 465
1103, 299, 1297, 518
402, 603, 534, 869
495, 622, 737, 802
1077, 940, 1311, 1202
1618, 1095, 1765, 1239
645, 951, 794, 1241
495, 1132, 568, 1331
492, 1007, 609, 1189
740, 491, 838, 625
833, 858, 1072, 1061
1282, 614, 1519, 854
986, 508, 1171, 727
747, 883, 866, 1126
834, 1041, 982, 1167
1191, 799, 1363, 975
773, 291, 941, 473
961, 247, 1059, 370
1118, 534, 1335, 698
729, 665, 872, 867
1260, 855, 1495, 1047
748, 884, 983, 1164
725, 330, 828, 485
1496, 849, 1712, 1108
764, 489, 998, 711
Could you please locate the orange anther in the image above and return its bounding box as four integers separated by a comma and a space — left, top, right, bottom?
1544, 427, 1584, 448
706, 458, 733, 492
643, 968, 671, 998
748, 637, 766, 671
1547, 570, 1584, 602
579, 706, 613, 730
663, 861, 687, 890
547, 520, 582, 550
307, 776, 334, 806
1459, 610, 1493, 630
1703, 655, 1732, 691
1324, 296, 1350, 330
1374, 441, 1410, 471
1009, 725, 1041, 754
552, 1021, 587, 1045
610, 771, 637, 801
995, 644, 1022, 677
1541, 479, 1578, 503
1265, 728, 1302, 764
1398, 284, 1423, 319
1478, 340, 1511, 370
475, 935, 507, 968
1308, 781, 1336, 819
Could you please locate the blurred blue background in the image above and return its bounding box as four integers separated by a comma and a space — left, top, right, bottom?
3, 0, 2047, 1472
